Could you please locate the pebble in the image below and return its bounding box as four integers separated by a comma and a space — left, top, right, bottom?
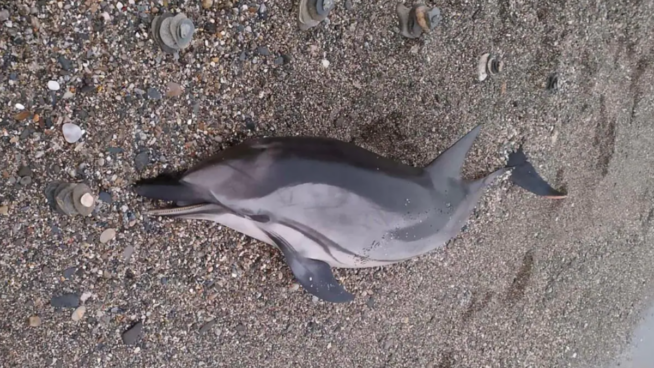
51, 293, 80, 308
122, 245, 135, 261
0, 10, 8, 22
62, 123, 83, 143
29, 316, 41, 327
100, 228, 116, 243
80, 291, 93, 302
165, 82, 183, 97
15, 103, 25, 110
134, 151, 150, 171
0, 206, 8, 216
134, 88, 145, 95
199, 320, 216, 335
147, 87, 162, 100
47, 81, 60, 91
98, 191, 112, 203
17, 166, 32, 177
202, 0, 213, 9
257, 46, 270, 56
63, 91, 74, 99
63, 266, 77, 279
122, 321, 143, 345
321, 59, 330, 68
19, 176, 32, 186
57, 55, 73, 71
71, 305, 86, 321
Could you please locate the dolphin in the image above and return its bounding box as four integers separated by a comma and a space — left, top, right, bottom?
134, 124, 565, 303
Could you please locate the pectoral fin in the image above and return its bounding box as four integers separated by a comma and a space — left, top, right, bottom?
264, 230, 354, 303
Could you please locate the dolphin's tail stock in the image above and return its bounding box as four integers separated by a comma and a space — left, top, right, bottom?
134, 173, 211, 206
505, 147, 567, 199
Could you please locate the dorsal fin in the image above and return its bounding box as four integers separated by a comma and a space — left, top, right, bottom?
425, 124, 483, 182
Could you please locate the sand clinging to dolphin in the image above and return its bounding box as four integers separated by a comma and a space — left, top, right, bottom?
135, 124, 566, 303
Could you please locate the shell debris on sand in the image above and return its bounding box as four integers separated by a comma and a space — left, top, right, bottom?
151, 12, 195, 54
478, 53, 504, 82
62, 123, 83, 143
396, 3, 442, 39
44, 181, 96, 216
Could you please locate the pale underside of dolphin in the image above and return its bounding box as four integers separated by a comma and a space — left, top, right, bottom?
135, 124, 566, 303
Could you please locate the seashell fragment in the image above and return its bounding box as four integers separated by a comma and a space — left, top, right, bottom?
44, 181, 97, 216
62, 123, 83, 143
298, 0, 335, 31
151, 12, 195, 53
478, 53, 503, 82
478, 53, 490, 82
397, 3, 441, 39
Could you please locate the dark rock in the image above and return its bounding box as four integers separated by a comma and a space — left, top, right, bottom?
17, 166, 32, 177
204, 22, 217, 34
19, 176, 32, 186
147, 87, 162, 100
366, 296, 375, 308
44, 117, 53, 128
9, 72, 18, 80
98, 191, 112, 203
257, 46, 270, 56
57, 55, 73, 71
134, 151, 150, 171
63, 266, 77, 279
244, 117, 255, 131
122, 321, 143, 345
274, 56, 285, 65
106, 147, 124, 154
51, 293, 80, 308
239, 51, 247, 61
20, 129, 32, 140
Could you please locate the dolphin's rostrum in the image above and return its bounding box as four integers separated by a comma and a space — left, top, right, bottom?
135, 125, 566, 303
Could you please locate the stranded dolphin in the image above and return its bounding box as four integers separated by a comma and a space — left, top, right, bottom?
135, 124, 565, 303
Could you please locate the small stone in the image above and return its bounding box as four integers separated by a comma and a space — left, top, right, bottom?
63, 91, 74, 99
14, 111, 31, 121
147, 87, 162, 100
19, 176, 32, 186
257, 46, 270, 56
274, 56, 285, 65
312, 295, 319, 303
122, 245, 135, 261
0, 206, 8, 216
63, 266, 77, 279
199, 319, 216, 335
202, 0, 213, 9
0, 10, 9, 22
98, 191, 112, 203
321, 59, 330, 68
80, 291, 93, 302
345, 0, 353, 10
100, 228, 116, 244
57, 55, 73, 71
51, 293, 80, 308
17, 166, 32, 177
122, 321, 143, 345
71, 305, 86, 321
29, 316, 41, 327
15, 103, 25, 110
9, 72, 18, 80
165, 82, 183, 97
47, 81, 60, 91
62, 123, 83, 143
80, 193, 94, 207
134, 151, 150, 171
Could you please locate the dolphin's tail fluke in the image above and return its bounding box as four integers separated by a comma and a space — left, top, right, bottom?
506, 147, 567, 199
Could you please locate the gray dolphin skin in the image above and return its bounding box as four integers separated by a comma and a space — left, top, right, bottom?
135, 124, 566, 303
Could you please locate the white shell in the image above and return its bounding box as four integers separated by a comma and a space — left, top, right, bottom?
80, 193, 95, 208
15, 103, 25, 110
62, 123, 83, 143
478, 53, 490, 82
48, 81, 61, 91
